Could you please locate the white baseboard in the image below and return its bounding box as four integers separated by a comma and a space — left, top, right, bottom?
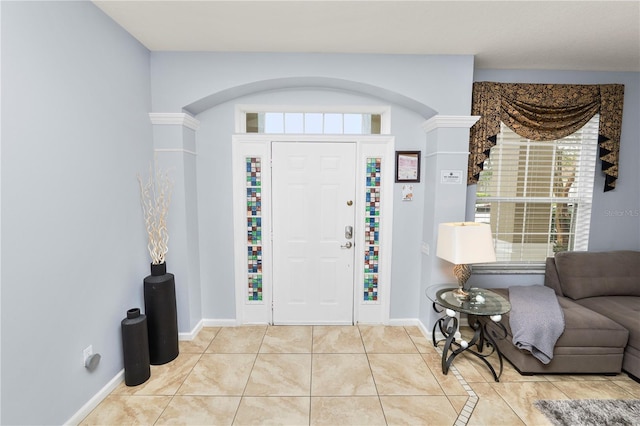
388, 318, 458, 342
418, 316, 462, 342
387, 318, 421, 327
68, 318, 238, 424
178, 319, 239, 341
64, 369, 124, 426
416, 318, 431, 339
178, 319, 204, 341
202, 318, 240, 327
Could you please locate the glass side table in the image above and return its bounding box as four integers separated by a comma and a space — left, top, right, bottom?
426, 285, 511, 381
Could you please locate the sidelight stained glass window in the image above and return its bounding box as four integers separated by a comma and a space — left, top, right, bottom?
364, 158, 382, 302
246, 157, 263, 302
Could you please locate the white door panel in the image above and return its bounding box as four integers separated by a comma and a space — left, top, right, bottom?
272, 142, 356, 324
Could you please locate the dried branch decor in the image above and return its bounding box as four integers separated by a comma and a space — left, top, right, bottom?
138, 165, 173, 265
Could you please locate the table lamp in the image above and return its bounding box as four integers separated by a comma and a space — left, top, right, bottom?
436, 222, 496, 298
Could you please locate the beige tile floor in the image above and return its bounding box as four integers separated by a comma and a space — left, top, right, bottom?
81, 325, 640, 425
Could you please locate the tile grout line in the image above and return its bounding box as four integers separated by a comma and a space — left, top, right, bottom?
152, 330, 219, 426
168, 325, 477, 426
309, 326, 315, 426
231, 325, 269, 425
92, 325, 640, 425
433, 344, 477, 426
358, 324, 390, 425
145, 325, 477, 425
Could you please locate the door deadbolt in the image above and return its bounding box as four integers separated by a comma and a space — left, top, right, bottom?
345, 225, 353, 239
346, 200, 353, 206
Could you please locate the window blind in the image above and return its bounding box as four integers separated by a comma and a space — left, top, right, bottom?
475, 115, 599, 265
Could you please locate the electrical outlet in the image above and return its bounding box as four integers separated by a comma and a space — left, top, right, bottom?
83, 345, 93, 366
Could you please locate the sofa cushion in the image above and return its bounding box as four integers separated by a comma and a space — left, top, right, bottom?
555, 296, 630, 348
488, 288, 629, 350
554, 251, 640, 300
576, 296, 640, 352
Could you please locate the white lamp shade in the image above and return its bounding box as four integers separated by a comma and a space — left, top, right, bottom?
436, 222, 496, 264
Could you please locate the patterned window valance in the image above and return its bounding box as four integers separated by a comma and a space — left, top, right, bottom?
468, 82, 624, 192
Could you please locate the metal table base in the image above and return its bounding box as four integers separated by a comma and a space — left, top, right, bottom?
432, 302, 508, 382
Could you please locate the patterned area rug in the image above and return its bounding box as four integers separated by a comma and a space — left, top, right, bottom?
534, 399, 640, 426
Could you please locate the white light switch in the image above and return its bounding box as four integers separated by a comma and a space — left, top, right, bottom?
421, 242, 429, 255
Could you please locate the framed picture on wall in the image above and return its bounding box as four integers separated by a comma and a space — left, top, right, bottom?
395, 151, 421, 183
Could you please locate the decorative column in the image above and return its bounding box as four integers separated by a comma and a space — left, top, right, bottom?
418, 115, 480, 330
148, 113, 202, 333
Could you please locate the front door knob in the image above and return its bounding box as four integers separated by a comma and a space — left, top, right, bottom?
341, 242, 353, 249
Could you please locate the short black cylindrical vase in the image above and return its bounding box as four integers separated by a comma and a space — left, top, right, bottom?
144, 262, 179, 365
121, 308, 150, 386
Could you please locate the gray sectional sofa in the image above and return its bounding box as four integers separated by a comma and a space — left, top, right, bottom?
481, 250, 640, 380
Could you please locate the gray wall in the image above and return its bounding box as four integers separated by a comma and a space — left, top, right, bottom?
194, 89, 428, 321
149, 52, 475, 324
467, 69, 640, 289
1, 2, 152, 424
2, 2, 639, 423
150, 53, 473, 116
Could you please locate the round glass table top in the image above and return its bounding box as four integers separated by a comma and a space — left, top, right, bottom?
426, 285, 511, 316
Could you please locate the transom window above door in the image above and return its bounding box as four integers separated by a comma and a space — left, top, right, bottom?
246, 112, 382, 134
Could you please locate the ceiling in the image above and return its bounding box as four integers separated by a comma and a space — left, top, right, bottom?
93, 0, 640, 72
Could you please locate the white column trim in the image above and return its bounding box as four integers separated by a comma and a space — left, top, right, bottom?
154, 148, 197, 156
424, 151, 470, 158
422, 115, 480, 133
149, 113, 200, 131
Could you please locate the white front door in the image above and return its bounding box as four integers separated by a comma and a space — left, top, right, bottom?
271, 142, 356, 324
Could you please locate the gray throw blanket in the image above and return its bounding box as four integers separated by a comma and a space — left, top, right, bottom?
509, 285, 565, 364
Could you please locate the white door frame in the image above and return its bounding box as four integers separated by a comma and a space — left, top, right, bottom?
231, 134, 394, 325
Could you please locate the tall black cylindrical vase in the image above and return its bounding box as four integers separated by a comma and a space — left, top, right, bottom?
144, 262, 179, 365
121, 308, 150, 386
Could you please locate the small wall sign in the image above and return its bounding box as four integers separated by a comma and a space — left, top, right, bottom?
395, 151, 421, 183
441, 170, 463, 184
401, 184, 414, 201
